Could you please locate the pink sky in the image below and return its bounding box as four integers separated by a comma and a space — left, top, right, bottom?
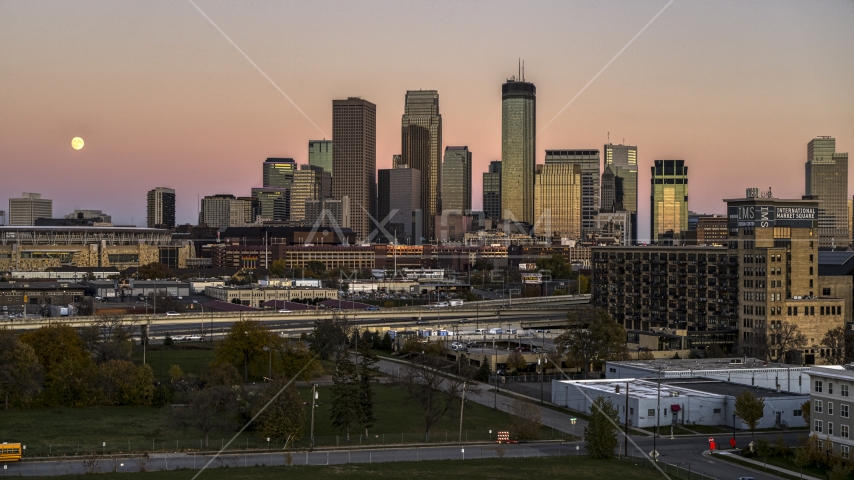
1, 1, 852, 240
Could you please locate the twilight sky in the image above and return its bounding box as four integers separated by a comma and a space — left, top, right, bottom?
1, 0, 852, 240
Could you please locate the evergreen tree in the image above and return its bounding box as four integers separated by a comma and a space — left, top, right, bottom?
330, 353, 359, 440
584, 396, 620, 459
476, 356, 491, 382
380, 331, 393, 351
357, 342, 379, 435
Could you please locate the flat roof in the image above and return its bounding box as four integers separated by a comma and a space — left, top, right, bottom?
609, 357, 809, 372
559, 378, 803, 400
0, 282, 85, 290
660, 379, 801, 398
0, 226, 168, 233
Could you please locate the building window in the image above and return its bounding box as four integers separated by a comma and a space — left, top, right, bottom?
842, 405, 849, 418
843, 445, 850, 458
829, 423, 834, 435
843, 385, 849, 397
830, 383, 834, 394
843, 426, 850, 440
816, 381, 824, 393
714, 408, 721, 413
794, 409, 803, 417
829, 402, 834, 415
816, 400, 823, 413
816, 420, 823, 433
648, 409, 655, 417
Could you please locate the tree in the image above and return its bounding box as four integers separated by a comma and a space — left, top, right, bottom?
203, 363, 242, 388
402, 354, 467, 441
801, 399, 811, 425
357, 343, 379, 436
131, 364, 155, 406
829, 461, 853, 480
638, 350, 656, 361
475, 357, 491, 382
792, 446, 811, 479
554, 308, 626, 377
734, 390, 765, 440
254, 378, 304, 446
755, 438, 772, 468
0, 331, 43, 410
275, 341, 323, 381
535, 255, 573, 279
585, 396, 620, 459
509, 398, 541, 440
822, 327, 846, 365
80, 315, 135, 363
148, 290, 184, 314
169, 365, 184, 383
329, 353, 359, 441
380, 332, 393, 351
20, 325, 89, 375
214, 320, 278, 382
309, 319, 347, 360
137, 262, 174, 280
177, 386, 238, 447
506, 350, 527, 373
269, 259, 286, 278
306, 261, 326, 276
96, 359, 139, 405
43, 357, 99, 407
768, 321, 807, 363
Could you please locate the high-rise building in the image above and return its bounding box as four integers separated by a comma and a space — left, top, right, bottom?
483, 161, 502, 222
650, 160, 688, 243
200, 194, 250, 228
392, 154, 406, 169
604, 144, 638, 243
544, 150, 600, 239
600, 166, 616, 213
236, 197, 261, 224
332, 98, 376, 240
805, 136, 849, 248
308, 140, 333, 175
305, 196, 350, 230
263, 158, 297, 189
501, 76, 535, 224
378, 167, 422, 243
401, 90, 441, 240
441, 146, 471, 213
146, 187, 175, 229
251, 188, 290, 222
290, 165, 328, 222
533, 163, 582, 240
9, 193, 52, 226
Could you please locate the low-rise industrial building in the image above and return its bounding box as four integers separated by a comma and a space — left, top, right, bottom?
0, 281, 86, 312
204, 285, 338, 308
87, 280, 191, 300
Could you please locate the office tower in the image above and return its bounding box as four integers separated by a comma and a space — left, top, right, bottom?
401, 90, 441, 240
0, 211, 5, 226
650, 160, 688, 242
805, 136, 849, 248
65, 210, 112, 223
263, 158, 297, 188
501, 75, 536, 224
333, 98, 376, 240
600, 166, 616, 213
200, 194, 249, 228
236, 197, 261, 224
392, 154, 406, 169
305, 196, 350, 230
308, 140, 333, 175
544, 150, 600, 239
726, 196, 846, 363
146, 187, 175, 229
604, 143, 638, 243
483, 161, 502, 222
290, 165, 327, 222
378, 167, 422, 243
441, 146, 472, 213
9, 192, 52, 226
251, 188, 290, 221
533, 163, 582, 240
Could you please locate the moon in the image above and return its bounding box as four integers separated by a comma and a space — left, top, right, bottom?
71, 137, 84, 150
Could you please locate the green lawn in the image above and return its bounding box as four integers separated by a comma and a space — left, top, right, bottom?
24, 457, 658, 480
131, 344, 216, 382
711, 452, 807, 480
0, 383, 568, 456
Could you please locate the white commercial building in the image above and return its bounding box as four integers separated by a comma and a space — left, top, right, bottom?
9, 193, 52, 226
606, 358, 811, 395
553, 378, 807, 430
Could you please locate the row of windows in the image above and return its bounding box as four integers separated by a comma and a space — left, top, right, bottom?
816, 381, 850, 396
790, 305, 841, 316
814, 420, 850, 439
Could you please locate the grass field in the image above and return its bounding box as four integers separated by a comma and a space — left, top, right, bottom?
24, 457, 658, 480
130, 344, 216, 382
0, 383, 568, 456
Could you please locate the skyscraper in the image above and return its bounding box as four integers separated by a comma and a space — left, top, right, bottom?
290, 165, 327, 222
308, 140, 333, 175
200, 194, 249, 228
401, 90, 441, 240
806, 136, 849, 248
263, 158, 297, 189
332, 97, 376, 240
441, 146, 472, 213
251, 187, 290, 221
604, 143, 638, 243
650, 160, 688, 242
9, 192, 52, 226
378, 167, 421, 243
483, 161, 502, 222
534, 163, 582, 240
501, 76, 535, 224
146, 187, 175, 229
600, 166, 616, 213
544, 150, 599, 239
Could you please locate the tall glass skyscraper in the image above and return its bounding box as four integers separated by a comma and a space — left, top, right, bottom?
483, 161, 502, 221
806, 136, 849, 248
604, 143, 638, 243
263, 158, 296, 188
534, 163, 582, 240
308, 140, 333, 175
333, 98, 376, 240
441, 146, 472, 213
544, 150, 599, 239
501, 78, 535, 224
401, 90, 441, 241
650, 160, 688, 242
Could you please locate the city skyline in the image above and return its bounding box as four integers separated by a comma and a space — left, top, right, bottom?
2, 1, 852, 241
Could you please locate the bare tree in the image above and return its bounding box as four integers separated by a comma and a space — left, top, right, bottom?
509, 398, 542, 440
173, 386, 238, 447
822, 327, 847, 365
401, 354, 467, 441
767, 321, 806, 363
80, 314, 137, 363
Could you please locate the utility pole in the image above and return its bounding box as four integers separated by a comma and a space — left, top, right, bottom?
310, 384, 318, 451
458, 381, 467, 443
654, 366, 661, 461
624, 380, 629, 457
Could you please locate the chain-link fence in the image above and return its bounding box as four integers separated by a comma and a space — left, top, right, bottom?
621, 452, 717, 480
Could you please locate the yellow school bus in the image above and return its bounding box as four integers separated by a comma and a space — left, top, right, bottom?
0, 443, 22, 462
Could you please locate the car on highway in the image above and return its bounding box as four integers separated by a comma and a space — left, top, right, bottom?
457, 318, 471, 323
416, 320, 429, 325
278, 309, 293, 313
365, 306, 381, 311
165, 311, 181, 316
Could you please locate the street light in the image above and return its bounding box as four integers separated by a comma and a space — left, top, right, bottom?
263, 346, 272, 379
310, 385, 318, 451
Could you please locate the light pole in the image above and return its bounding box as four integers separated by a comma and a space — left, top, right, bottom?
263, 346, 272, 379
310, 384, 318, 451
654, 366, 661, 461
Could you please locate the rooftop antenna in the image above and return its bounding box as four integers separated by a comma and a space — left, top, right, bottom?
518, 58, 521, 81
608, 132, 610, 144
522, 60, 525, 82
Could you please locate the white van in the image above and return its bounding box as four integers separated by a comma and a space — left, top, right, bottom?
475, 328, 487, 335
